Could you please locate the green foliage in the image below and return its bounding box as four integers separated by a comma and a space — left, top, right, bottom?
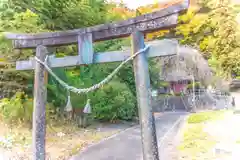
0, 0, 117, 98
176, 0, 240, 78
47, 68, 69, 108
173, 93, 184, 96
0, 5, 46, 97
0, 0, 162, 123
89, 81, 136, 121
186, 81, 201, 89
149, 59, 162, 89
0, 92, 52, 125
158, 81, 169, 87
63, 62, 138, 121
10, 0, 108, 30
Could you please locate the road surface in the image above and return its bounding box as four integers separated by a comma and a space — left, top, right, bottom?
70, 111, 187, 160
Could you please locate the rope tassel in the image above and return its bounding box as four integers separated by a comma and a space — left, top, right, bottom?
83, 99, 91, 114
64, 91, 73, 112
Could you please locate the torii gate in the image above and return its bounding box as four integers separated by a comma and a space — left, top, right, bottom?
4, 0, 189, 160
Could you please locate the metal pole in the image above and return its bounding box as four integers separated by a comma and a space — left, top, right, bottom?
131, 31, 159, 160
192, 75, 196, 112
32, 45, 48, 160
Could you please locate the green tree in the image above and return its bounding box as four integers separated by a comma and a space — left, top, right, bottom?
0, 0, 161, 122
10, 0, 108, 30
0, 5, 46, 97
176, 0, 240, 78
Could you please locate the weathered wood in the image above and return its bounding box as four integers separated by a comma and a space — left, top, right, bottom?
16, 39, 178, 70
32, 45, 48, 160
131, 31, 159, 160
4, 0, 189, 49
9, 14, 178, 48
78, 33, 93, 64
78, 114, 88, 128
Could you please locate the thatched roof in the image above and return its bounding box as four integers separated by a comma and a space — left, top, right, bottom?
159, 45, 213, 85
161, 70, 192, 82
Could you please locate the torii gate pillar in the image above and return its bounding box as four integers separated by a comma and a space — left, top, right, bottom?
132, 31, 159, 159
32, 45, 48, 160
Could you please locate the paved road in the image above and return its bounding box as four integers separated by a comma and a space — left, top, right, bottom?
69, 112, 187, 160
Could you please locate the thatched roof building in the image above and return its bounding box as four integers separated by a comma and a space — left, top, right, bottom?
161, 70, 193, 82
159, 45, 213, 86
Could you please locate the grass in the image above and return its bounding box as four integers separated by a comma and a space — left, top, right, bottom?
178, 124, 217, 158
0, 121, 120, 160
178, 110, 229, 160
187, 110, 227, 124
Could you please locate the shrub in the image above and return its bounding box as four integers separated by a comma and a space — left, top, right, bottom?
69, 92, 87, 109
0, 92, 52, 126
89, 81, 136, 122
186, 82, 201, 89
174, 92, 184, 96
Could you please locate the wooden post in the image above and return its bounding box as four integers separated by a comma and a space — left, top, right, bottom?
32, 45, 48, 160
78, 33, 94, 64
78, 33, 93, 127
131, 31, 159, 160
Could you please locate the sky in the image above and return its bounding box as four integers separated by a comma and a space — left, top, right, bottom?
112, 0, 171, 9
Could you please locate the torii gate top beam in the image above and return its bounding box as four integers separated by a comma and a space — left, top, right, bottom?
4, 0, 189, 49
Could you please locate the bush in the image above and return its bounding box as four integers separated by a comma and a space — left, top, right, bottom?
89, 81, 136, 122
186, 82, 201, 89
0, 92, 52, 126
70, 92, 87, 109
174, 92, 184, 96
